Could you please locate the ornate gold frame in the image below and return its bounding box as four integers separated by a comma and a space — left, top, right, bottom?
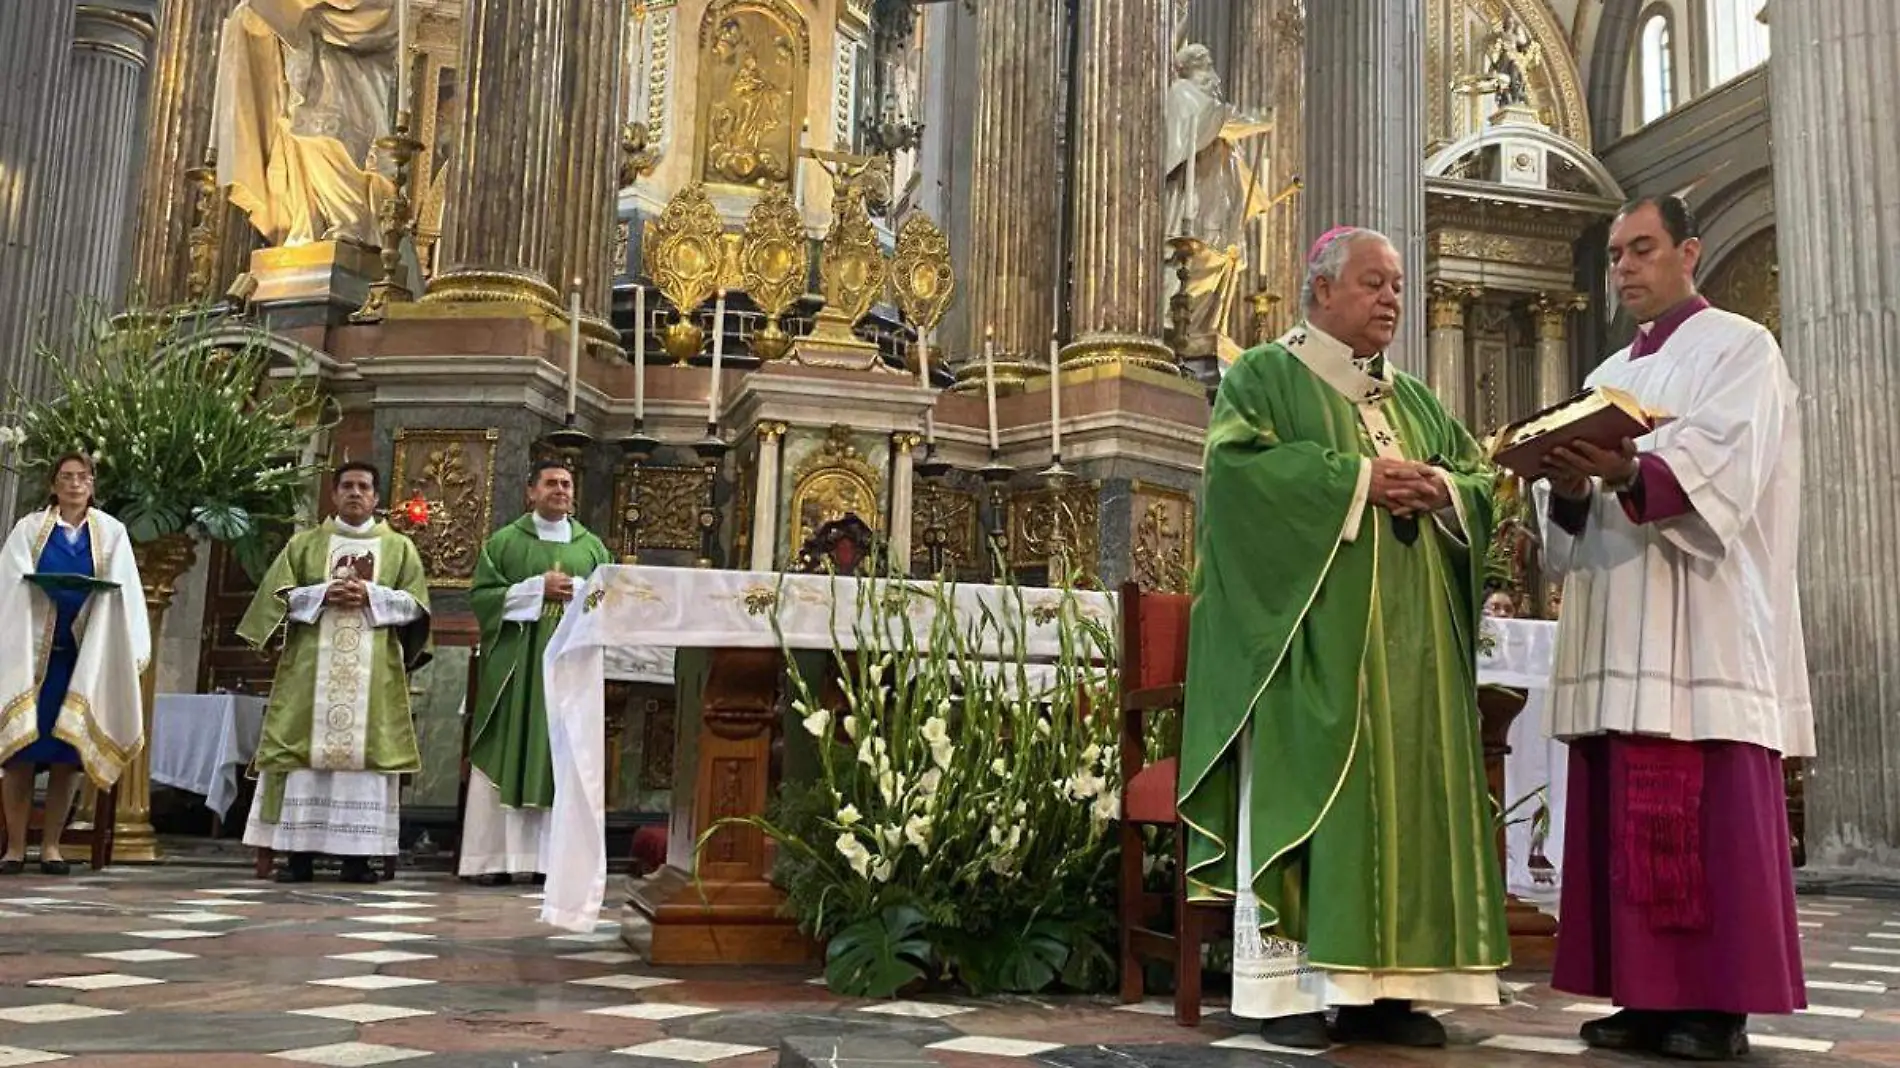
786, 427, 885, 549
694, 0, 812, 191
389, 428, 500, 588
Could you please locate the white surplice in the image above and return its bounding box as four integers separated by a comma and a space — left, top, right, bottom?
241, 516, 422, 856
1536, 307, 1814, 757
457, 514, 568, 877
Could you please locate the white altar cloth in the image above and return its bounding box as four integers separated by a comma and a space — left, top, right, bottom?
1478, 617, 1565, 913
151, 693, 268, 817
538, 565, 1115, 931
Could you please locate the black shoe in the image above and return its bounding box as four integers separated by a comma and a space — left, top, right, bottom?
38, 859, 70, 876
1334, 1000, 1447, 1048
1580, 1009, 1673, 1051
471, 873, 513, 887
1659, 1013, 1748, 1061
1259, 1012, 1331, 1049
339, 857, 381, 884
275, 853, 316, 883
0, 859, 23, 876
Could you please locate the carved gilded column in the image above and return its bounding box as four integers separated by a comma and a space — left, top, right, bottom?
1303, 0, 1425, 373
749, 422, 787, 572
1061, 0, 1171, 372
550, 0, 627, 352
1229, 0, 1304, 341
29, 8, 155, 342
1770, 0, 1900, 869
958, 0, 1062, 385
1427, 283, 1479, 425
1528, 292, 1586, 410
426, 0, 570, 310
129, 0, 227, 308
888, 432, 921, 570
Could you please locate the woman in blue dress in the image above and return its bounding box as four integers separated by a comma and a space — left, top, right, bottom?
1, 454, 114, 874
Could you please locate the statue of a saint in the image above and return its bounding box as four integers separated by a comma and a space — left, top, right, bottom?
1163, 43, 1272, 362
214, 0, 398, 247
1484, 14, 1541, 110
704, 17, 793, 186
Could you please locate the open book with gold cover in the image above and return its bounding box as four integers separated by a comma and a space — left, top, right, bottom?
1488, 386, 1673, 477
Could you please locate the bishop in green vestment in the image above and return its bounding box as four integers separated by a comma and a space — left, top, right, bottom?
460, 460, 611, 883
239, 462, 432, 884
1178, 228, 1507, 1049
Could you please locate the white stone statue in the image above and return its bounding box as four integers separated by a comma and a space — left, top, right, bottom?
1163, 42, 1272, 361
214, 0, 398, 247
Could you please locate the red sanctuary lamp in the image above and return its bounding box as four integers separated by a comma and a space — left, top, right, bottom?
401, 493, 430, 527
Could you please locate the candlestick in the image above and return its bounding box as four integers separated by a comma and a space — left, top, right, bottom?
707, 288, 727, 426
396, 0, 411, 119
633, 285, 647, 425
565, 278, 581, 420
919, 327, 935, 447
983, 326, 1000, 454
1047, 334, 1062, 459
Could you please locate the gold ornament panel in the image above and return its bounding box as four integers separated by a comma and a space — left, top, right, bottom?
1007, 481, 1102, 584
644, 183, 725, 316
786, 426, 885, 550
621, 464, 716, 552
389, 428, 499, 588
696, 0, 811, 189
1130, 482, 1195, 595
891, 212, 955, 333
741, 186, 806, 321
911, 482, 980, 574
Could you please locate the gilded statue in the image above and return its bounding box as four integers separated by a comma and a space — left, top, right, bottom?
213, 0, 399, 247
704, 16, 793, 186
1163, 42, 1272, 362
1483, 13, 1541, 110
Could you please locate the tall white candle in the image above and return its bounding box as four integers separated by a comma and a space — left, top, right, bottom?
918, 327, 934, 446
633, 285, 647, 423
983, 326, 999, 453
1048, 334, 1062, 458
565, 279, 581, 418
396, 0, 411, 121
707, 288, 727, 426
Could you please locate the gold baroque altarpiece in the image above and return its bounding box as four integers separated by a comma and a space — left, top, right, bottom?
1130, 481, 1195, 595
389, 428, 499, 588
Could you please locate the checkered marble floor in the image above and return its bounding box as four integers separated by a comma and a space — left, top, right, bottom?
0, 865, 1891, 1066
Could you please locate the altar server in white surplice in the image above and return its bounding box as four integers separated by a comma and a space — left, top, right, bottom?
1535, 195, 1809, 1062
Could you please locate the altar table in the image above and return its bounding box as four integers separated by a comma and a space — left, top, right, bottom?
539, 565, 1115, 948
151, 693, 268, 819
1478, 617, 1566, 916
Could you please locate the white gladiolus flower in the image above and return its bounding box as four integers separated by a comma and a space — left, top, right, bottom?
903, 814, 932, 855
836, 832, 872, 878
917, 768, 942, 796
1034, 719, 1051, 737
920, 716, 952, 770
1065, 770, 1106, 801
1092, 789, 1120, 825
1081, 744, 1101, 764
868, 658, 886, 686
990, 757, 1008, 776
857, 735, 887, 768
801, 707, 832, 738
843, 714, 863, 740
871, 858, 895, 883
837, 804, 862, 826
879, 823, 903, 851
878, 770, 898, 804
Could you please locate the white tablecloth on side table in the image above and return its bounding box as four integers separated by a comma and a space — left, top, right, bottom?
151, 693, 268, 817
1477, 617, 1565, 914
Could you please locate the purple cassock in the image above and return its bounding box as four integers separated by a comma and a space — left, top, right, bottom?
1546, 296, 1807, 1014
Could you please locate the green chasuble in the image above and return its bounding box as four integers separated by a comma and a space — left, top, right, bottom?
237, 520, 432, 821
467, 514, 612, 808
1178, 323, 1507, 987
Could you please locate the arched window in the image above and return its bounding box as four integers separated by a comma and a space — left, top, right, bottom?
1640, 13, 1676, 123
1708, 0, 1771, 86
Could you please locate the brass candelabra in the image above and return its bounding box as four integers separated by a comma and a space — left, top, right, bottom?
352, 110, 424, 324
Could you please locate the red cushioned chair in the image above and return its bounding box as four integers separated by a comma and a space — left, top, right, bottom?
1116, 580, 1228, 1026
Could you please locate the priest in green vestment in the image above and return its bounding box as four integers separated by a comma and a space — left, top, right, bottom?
1178, 227, 1507, 1049
460, 459, 612, 885
239, 461, 432, 884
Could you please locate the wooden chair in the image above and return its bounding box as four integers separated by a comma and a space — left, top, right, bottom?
1115, 580, 1227, 1026
0, 774, 117, 871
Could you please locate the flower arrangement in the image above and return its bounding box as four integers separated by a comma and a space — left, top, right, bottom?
701, 573, 1123, 998
2, 303, 328, 575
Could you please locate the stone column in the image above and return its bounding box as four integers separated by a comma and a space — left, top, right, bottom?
1303, 0, 1425, 372
29, 8, 156, 345
958, 0, 1062, 386
1427, 283, 1477, 425
1528, 292, 1586, 410
887, 432, 921, 571
129, 0, 227, 308
748, 423, 786, 572
1229, 0, 1304, 341
1061, 0, 1172, 372
1770, 0, 1900, 870
426, 0, 570, 311
550, 0, 627, 353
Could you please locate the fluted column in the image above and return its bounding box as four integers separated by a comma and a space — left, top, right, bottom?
130, 0, 228, 308
749, 423, 786, 572
1060, 0, 1171, 371
958, 0, 1062, 386
29, 8, 155, 345
1770, 0, 1900, 870
1427, 283, 1477, 425
426, 0, 570, 311
1229, 0, 1303, 341
1303, 0, 1425, 372
551, 0, 627, 352
1529, 292, 1586, 410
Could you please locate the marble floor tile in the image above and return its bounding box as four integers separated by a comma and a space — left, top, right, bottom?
288, 1005, 436, 1024
569, 975, 682, 992
84, 950, 197, 964
307, 975, 437, 991
925, 1036, 1062, 1057
859, 1002, 975, 1020
587, 1004, 719, 1021
612, 1038, 766, 1063
0, 1004, 122, 1024
0, 1048, 67, 1067
336, 933, 437, 944
324, 952, 438, 965
268, 1042, 430, 1066
29, 973, 164, 991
